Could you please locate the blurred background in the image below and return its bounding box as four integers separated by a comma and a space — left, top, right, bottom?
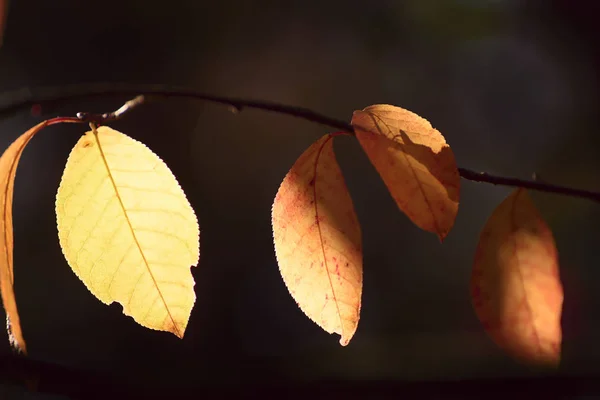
0, 0, 598, 398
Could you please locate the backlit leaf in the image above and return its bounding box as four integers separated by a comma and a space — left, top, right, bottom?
0, 118, 77, 353
0, 122, 46, 354
351, 104, 460, 240
56, 126, 199, 338
471, 189, 563, 367
272, 134, 362, 346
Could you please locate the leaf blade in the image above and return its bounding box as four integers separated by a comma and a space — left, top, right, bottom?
351, 104, 460, 240
56, 126, 200, 338
0, 120, 60, 353
272, 134, 362, 345
471, 189, 563, 367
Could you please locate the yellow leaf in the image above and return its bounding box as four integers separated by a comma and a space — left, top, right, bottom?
0, 118, 78, 353
471, 189, 563, 367
272, 134, 362, 346
55, 126, 199, 338
351, 104, 460, 240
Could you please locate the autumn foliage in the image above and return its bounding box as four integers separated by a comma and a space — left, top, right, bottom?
56, 126, 199, 338
272, 134, 362, 346
352, 105, 460, 240
0, 103, 563, 368
471, 189, 562, 366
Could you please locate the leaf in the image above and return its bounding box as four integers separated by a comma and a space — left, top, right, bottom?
272, 134, 362, 346
0, 119, 70, 353
471, 189, 563, 367
55, 126, 199, 338
351, 104, 460, 240
0, 122, 47, 353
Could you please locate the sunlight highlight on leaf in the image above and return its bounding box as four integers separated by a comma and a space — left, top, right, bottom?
351, 104, 460, 240
272, 134, 362, 346
56, 126, 199, 338
471, 189, 563, 367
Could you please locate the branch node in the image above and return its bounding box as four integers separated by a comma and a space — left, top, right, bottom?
76, 95, 145, 125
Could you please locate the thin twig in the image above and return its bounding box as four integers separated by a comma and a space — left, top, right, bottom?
458, 168, 600, 203
0, 83, 352, 131
0, 83, 598, 203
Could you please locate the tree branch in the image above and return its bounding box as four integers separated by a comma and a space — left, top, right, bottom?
0, 83, 598, 204
458, 168, 600, 203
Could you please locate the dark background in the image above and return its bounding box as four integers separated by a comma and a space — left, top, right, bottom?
0, 0, 599, 399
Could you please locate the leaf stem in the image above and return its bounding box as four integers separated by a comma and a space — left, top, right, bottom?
0, 83, 598, 203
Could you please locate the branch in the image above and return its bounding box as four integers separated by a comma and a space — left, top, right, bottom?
0, 83, 352, 131
0, 83, 598, 204
458, 168, 600, 203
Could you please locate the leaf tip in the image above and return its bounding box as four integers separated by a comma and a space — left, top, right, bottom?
6, 316, 26, 354
174, 330, 185, 339
339, 334, 351, 346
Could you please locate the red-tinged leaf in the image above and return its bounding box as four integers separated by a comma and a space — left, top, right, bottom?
471, 189, 563, 367
272, 134, 362, 346
351, 104, 460, 240
0, 118, 78, 353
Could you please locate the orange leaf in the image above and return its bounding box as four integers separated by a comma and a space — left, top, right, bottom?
272, 134, 362, 346
351, 104, 460, 240
0, 119, 77, 353
471, 189, 563, 367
